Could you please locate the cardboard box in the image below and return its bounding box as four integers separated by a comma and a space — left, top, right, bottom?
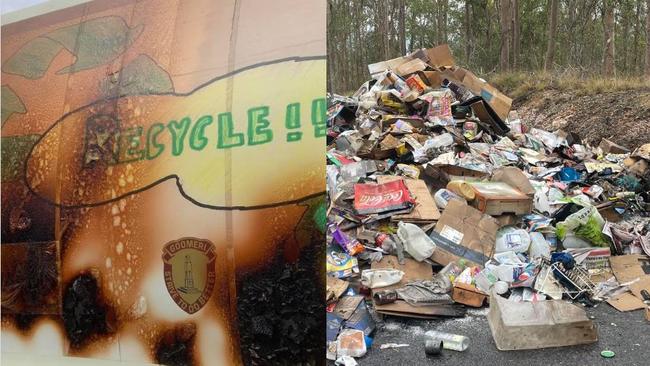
441, 67, 512, 122
488, 291, 598, 350
469, 182, 532, 216
451, 283, 488, 307
368, 55, 413, 77
430, 200, 499, 267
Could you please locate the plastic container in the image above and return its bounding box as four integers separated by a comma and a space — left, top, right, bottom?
397, 221, 436, 261
446, 181, 476, 201
434, 189, 463, 209
424, 330, 469, 351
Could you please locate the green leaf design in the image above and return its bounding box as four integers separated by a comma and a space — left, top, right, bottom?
100, 54, 173, 96
1, 86, 27, 126
2, 16, 144, 78
1, 135, 40, 182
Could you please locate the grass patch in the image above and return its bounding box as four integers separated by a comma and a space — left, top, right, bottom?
489, 72, 650, 99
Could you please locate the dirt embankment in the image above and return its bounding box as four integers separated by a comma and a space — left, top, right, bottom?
511, 89, 650, 149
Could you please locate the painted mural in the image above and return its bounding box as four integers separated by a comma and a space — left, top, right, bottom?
1, 1, 326, 365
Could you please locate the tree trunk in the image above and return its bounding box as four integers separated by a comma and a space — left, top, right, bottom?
486, 1, 492, 68
465, 0, 471, 64
436, 0, 446, 45
377, 0, 390, 60
512, 0, 520, 70
622, 3, 630, 73
633, 0, 641, 73
646, 0, 650, 76
544, 0, 558, 72
603, 0, 615, 77
399, 0, 406, 54
499, 0, 511, 72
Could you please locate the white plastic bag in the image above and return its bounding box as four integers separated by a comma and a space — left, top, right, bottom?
336, 329, 367, 358
361, 269, 404, 288
397, 221, 436, 261
495, 226, 531, 253
528, 232, 551, 259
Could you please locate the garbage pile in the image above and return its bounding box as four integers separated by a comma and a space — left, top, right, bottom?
325, 45, 650, 364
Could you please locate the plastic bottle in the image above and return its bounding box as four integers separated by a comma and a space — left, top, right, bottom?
424, 330, 469, 351
434, 188, 463, 209
446, 181, 476, 201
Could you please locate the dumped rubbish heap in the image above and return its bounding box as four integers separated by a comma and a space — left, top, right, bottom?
326, 45, 650, 364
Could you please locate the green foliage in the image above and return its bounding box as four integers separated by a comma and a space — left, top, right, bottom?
328, 0, 650, 93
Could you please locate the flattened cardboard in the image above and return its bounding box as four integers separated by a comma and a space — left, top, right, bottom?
327, 276, 350, 304
610, 255, 650, 283
425, 44, 455, 68
345, 301, 376, 335
431, 200, 499, 267
368, 55, 413, 76
370, 255, 433, 291
377, 176, 441, 222
394, 58, 428, 77
373, 305, 466, 319
370, 255, 463, 318
334, 295, 364, 320
629, 275, 650, 300
607, 292, 646, 312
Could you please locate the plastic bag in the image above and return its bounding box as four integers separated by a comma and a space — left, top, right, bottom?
336, 329, 367, 358
397, 221, 436, 261
495, 226, 531, 253
528, 232, 551, 259
361, 269, 404, 288
556, 205, 609, 247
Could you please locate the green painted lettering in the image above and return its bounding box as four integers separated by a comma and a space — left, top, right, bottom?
247, 106, 273, 145
167, 117, 191, 156
285, 102, 302, 142
190, 115, 213, 151
147, 123, 165, 160
117, 126, 144, 163
311, 98, 326, 138
217, 112, 244, 149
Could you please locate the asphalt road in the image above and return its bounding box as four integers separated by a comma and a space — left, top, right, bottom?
343, 303, 649, 366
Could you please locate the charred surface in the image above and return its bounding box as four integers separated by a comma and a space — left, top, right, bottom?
154, 323, 197, 366
237, 230, 325, 366
62, 272, 112, 348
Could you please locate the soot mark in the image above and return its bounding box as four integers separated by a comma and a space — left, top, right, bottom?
62, 272, 113, 348
154, 322, 197, 366
236, 228, 325, 365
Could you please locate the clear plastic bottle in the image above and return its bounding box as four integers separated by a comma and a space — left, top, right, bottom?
424, 330, 469, 351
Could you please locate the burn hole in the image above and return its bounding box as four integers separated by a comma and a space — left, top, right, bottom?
62, 272, 111, 348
